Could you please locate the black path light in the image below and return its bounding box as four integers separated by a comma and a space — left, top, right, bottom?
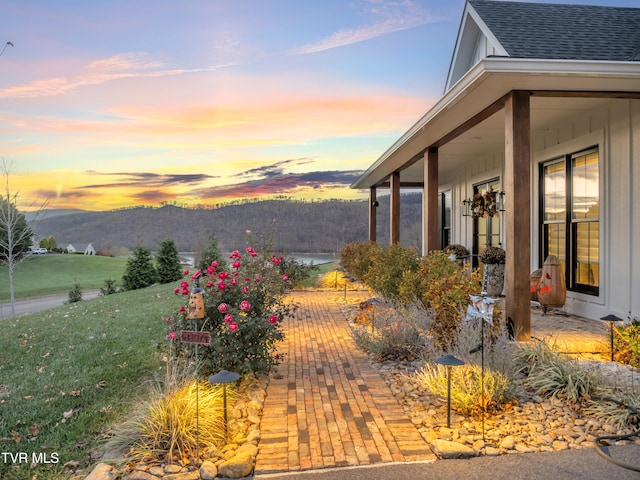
209, 370, 240, 439
599, 314, 623, 362
434, 354, 465, 428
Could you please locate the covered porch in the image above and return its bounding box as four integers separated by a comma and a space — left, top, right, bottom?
352, 58, 640, 341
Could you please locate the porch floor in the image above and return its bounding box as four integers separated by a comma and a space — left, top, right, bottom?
526, 302, 611, 358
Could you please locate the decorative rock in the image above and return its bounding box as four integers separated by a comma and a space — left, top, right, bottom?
148, 466, 165, 477
199, 461, 218, 480
236, 443, 259, 457
430, 439, 476, 459
500, 436, 515, 450
162, 471, 200, 480
164, 464, 183, 474
84, 463, 117, 480
125, 471, 157, 480
217, 451, 254, 478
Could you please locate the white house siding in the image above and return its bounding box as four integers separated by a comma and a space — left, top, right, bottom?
531, 99, 639, 321
436, 99, 639, 322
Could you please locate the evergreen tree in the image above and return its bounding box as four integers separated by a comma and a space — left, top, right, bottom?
122, 246, 157, 290
197, 233, 225, 271
156, 238, 182, 284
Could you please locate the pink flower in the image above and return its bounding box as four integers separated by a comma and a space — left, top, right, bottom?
191, 270, 202, 280
218, 271, 230, 280
180, 281, 189, 289
228, 322, 239, 332
254, 277, 262, 284
230, 278, 238, 286
206, 281, 214, 288
246, 246, 258, 257
206, 266, 216, 275
183, 269, 189, 276
179, 305, 185, 313
242, 285, 250, 294
269, 315, 278, 324
224, 313, 234, 323
244, 277, 250, 282
181, 288, 189, 296
232, 260, 241, 269
211, 260, 219, 268
218, 303, 229, 313
169, 331, 177, 341
217, 281, 227, 291
271, 255, 283, 265
282, 274, 289, 281
239, 300, 251, 312
229, 250, 242, 260
165, 317, 172, 323
173, 287, 180, 294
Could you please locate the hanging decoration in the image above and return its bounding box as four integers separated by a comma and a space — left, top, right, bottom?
462, 189, 505, 218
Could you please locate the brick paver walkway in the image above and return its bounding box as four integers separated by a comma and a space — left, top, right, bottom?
254, 291, 434, 475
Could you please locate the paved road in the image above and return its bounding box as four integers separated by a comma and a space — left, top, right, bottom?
0, 290, 100, 319
254, 443, 640, 480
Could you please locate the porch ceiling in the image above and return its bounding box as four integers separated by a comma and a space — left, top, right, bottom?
352, 58, 640, 189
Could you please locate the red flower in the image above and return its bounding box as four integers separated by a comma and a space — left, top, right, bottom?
169, 331, 177, 341
181, 288, 189, 296
228, 322, 239, 332
269, 315, 278, 324
173, 287, 180, 294
232, 260, 241, 269
180, 281, 189, 289
224, 313, 234, 323
240, 300, 251, 312
282, 274, 289, 281
183, 269, 189, 276
217, 281, 227, 291
218, 303, 229, 313
179, 305, 185, 313
242, 285, 250, 294
246, 246, 258, 257
229, 250, 242, 260
218, 271, 230, 280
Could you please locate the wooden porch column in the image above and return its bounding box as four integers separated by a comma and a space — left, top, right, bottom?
423, 148, 439, 255
369, 187, 377, 242
390, 171, 401, 245
504, 90, 531, 340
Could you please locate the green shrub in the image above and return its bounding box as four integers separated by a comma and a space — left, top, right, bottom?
122, 246, 158, 290
411, 250, 482, 349
363, 244, 420, 305
100, 278, 120, 295
340, 241, 382, 281
156, 238, 183, 284
68, 283, 83, 303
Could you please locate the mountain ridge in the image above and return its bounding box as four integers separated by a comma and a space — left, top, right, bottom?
26, 195, 423, 255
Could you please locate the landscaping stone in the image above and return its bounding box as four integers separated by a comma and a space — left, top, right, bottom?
124, 471, 157, 480
430, 439, 476, 459
162, 471, 200, 480
199, 460, 218, 480
217, 451, 254, 478
83, 463, 117, 480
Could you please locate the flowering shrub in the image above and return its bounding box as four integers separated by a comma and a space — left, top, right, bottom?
166, 245, 298, 376
614, 320, 640, 368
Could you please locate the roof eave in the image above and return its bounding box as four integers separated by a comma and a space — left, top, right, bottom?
351, 58, 640, 190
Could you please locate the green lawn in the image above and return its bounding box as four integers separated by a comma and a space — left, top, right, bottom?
0, 284, 185, 479
0, 255, 129, 302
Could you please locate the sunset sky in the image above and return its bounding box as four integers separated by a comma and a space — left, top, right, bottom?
2, 0, 636, 211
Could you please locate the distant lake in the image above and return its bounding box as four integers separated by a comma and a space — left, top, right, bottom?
178, 252, 338, 267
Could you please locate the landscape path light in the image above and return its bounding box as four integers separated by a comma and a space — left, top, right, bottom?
599, 314, 623, 362
208, 369, 240, 439
434, 354, 465, 428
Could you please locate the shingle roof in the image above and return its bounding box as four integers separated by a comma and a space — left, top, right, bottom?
469, 0, 640, 61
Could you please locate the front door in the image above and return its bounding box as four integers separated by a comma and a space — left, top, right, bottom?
472, 178, 502, 269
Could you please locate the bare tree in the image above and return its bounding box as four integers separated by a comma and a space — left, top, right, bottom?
0, 159, 47, 317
